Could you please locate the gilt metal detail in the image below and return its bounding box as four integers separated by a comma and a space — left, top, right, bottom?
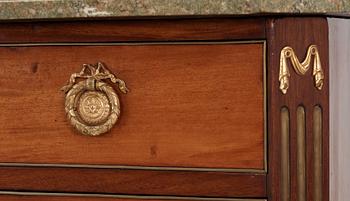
61, 62, 128, 136
279, 45, 324, 94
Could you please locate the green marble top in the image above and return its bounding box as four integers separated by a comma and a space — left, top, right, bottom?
0, 0, 349, 20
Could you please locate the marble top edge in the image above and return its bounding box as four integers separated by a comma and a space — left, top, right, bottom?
0, 0, 349, 20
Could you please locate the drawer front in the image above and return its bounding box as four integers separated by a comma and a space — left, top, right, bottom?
0, 193, 267, 201
0, 167, 266, 197
0, 42, 265, 171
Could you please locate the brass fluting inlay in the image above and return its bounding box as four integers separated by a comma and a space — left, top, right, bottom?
313, 106, 323, 201
61, 62, 128, 136
297, 106, 306, 201
281, 107, 290, 201
279, 45, 324, 94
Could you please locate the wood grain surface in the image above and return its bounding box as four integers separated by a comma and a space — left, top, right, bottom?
0, 194, 266, 201
0, 196, 162, 201
0, 18, 265, 43
266, 17, 329, 201
0, 167, 266, 197
0, 43, 264, 170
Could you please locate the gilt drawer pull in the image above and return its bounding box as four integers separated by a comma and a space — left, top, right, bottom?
61, 62, 128, 136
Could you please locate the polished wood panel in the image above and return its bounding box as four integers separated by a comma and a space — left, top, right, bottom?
0, 167, 266, 197
266, 17, 329, 201
0, 195, 157, 201
0, 18, 265, 43
0, 194, 266, 201
0, 43, 264, 169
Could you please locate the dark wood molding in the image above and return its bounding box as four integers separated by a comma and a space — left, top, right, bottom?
0, 167, 266, 198
0, 18, 265, 43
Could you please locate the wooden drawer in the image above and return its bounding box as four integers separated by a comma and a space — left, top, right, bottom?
0, 42, 265, 170
0, 19, 268, 198
0, 17, 330, 201
0, 193, 266, 201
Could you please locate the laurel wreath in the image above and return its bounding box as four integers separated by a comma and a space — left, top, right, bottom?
64, 80, 120, 136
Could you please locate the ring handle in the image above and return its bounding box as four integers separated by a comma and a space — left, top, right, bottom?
61, 62, 128, 136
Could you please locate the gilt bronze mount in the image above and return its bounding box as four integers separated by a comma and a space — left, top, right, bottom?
61, 62, 128, 136
279, 45, 324, 94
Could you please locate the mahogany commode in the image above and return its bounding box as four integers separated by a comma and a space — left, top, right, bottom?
0, 17, 329, 201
